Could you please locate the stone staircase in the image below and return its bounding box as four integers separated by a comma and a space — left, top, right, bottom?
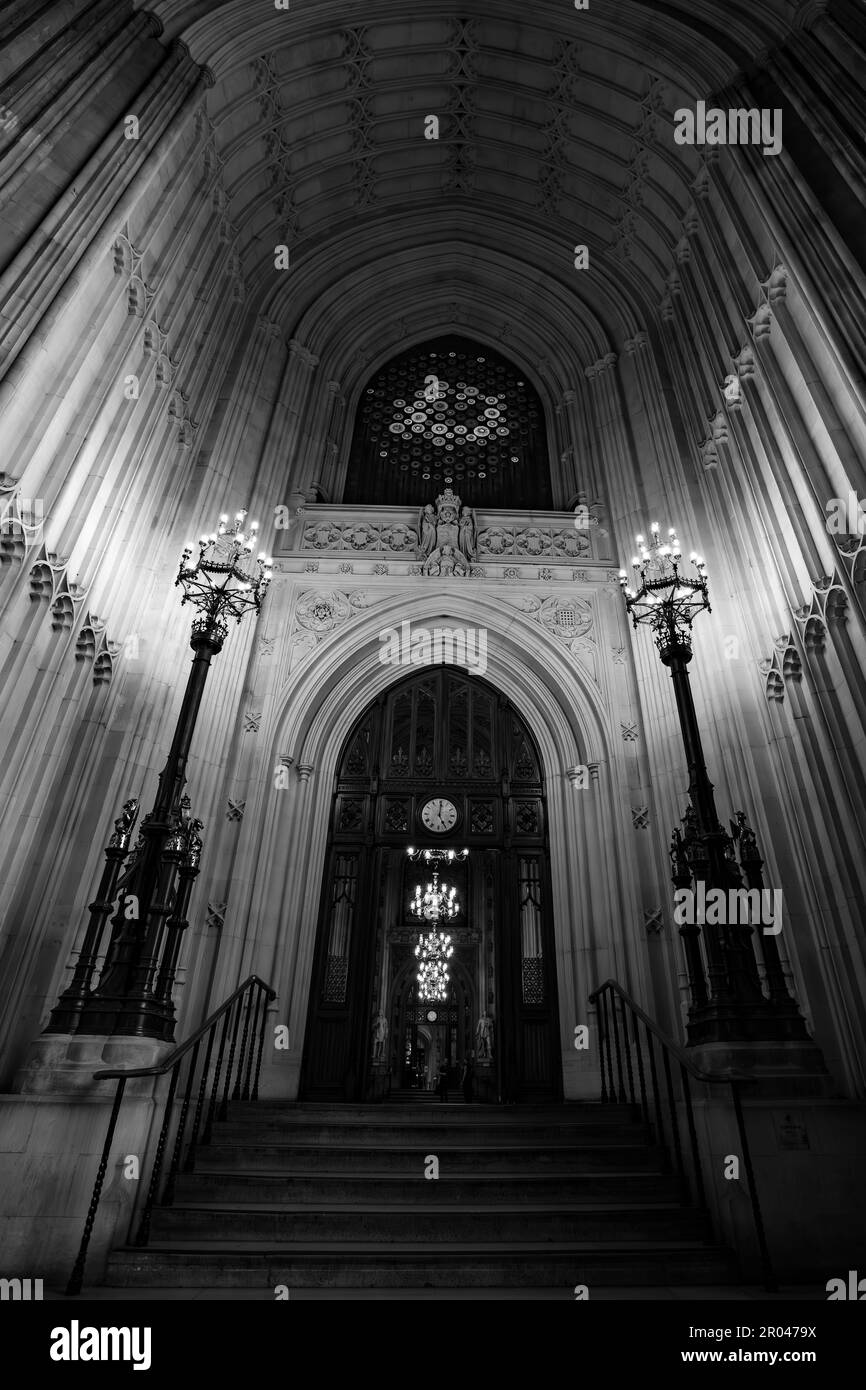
104, 1101, 739, 1293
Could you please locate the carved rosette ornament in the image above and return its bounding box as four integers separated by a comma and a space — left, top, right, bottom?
295, 591, 353, 634
290, 589, 377, 671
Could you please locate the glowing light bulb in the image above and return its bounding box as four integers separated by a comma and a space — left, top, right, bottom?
650, 521, 659, 534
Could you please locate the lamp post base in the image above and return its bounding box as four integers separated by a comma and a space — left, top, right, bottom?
14, 1033, 172, 1095
686, 996, 813, 1049
688, 1038, 835, 1098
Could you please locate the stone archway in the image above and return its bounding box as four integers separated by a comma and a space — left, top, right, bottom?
299, 666, 562, 1102
222, 582, 643, 1105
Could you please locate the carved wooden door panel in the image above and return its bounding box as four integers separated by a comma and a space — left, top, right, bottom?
301, 670, 561, 1101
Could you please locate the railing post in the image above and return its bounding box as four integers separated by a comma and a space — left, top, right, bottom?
619, 996, 636, 1103
661, 1047, 685, 1178
203, 1005, 233, 1143
644, 1025, 670, 1171
220, 995, 244, 1119
66, 1078, 127, 1295
679, 1065, 707, 1209
252, 985, 271, 1101
610, 991, 626, 1102
240, 986, 261, 1101
593, 994, 608, 1102
134, 1067, 180, 1247
184, 1023, 218, 1173
162, 1040, 200, 1206
732, 1082, 776, 1291
631, 1009, 649, 1125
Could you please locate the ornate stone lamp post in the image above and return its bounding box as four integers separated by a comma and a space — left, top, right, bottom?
619, 523, 809, 1047
46, 513, 272, 1043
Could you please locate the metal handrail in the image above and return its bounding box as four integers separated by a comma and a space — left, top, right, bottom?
66, 974, 276, 1295
589, 978, 775, 1290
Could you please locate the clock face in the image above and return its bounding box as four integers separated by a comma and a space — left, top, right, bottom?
420, 798, 458, 834
426, 1010, 438, 1023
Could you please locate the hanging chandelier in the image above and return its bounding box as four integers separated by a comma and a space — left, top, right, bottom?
406, 849, 467, 1003
411, 870, 457, 1002
415, 927, 454, 1003
410, 872, 459, 921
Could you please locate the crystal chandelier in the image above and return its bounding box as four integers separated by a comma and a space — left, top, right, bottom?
411, 870, 457, 1002
410, 871, 458, 921
415, 930, 454, 1003
407, 849, 466, 1003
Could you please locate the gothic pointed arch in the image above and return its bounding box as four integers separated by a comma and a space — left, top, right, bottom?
343, 335, 551, 508
301, 666, 562, 1102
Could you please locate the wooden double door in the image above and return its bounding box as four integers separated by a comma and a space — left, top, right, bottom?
300, 670, 561, 1102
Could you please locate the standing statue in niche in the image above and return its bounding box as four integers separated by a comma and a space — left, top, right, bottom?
416, 488, 476, 576
372, 1009, 389, 1061
458, 505, 477, 563
418, 504, 437, 561
475, 1010, 494, 1060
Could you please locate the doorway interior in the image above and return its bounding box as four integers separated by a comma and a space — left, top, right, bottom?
300, 668, 562, 1103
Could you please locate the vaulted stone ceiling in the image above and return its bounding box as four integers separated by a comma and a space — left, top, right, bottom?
135, 0, 820, 365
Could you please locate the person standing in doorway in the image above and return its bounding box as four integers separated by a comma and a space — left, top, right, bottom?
437, 1061, 449, 1103
461, 1051, 475, 1103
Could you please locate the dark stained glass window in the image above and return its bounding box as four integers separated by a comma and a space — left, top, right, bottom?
344, 336, 551, 508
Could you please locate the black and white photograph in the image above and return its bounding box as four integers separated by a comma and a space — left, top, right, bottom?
0, 0, 864, 1370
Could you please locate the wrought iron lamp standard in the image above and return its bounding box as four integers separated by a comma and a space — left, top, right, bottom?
619, 524, 808, 1046
47, 513, 272, 1042
407, 848, 467, 1004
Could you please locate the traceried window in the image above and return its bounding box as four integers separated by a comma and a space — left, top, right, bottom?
344, 335, 551, 508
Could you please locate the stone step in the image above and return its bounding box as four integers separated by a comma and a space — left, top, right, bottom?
214, 1120, 649, 1146
227, 1101, 641, 1127
173, 1170, 686, 1206
106, 1241, 739, 1289
150, 1202, 710, 1243
193, 1141, 663, 1174
101, 1100, 739, 1295
231, 1101, 639, 1119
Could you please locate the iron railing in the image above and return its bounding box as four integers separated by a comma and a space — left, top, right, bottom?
589, 979, 774, 1290
66, 974, 276, 1295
